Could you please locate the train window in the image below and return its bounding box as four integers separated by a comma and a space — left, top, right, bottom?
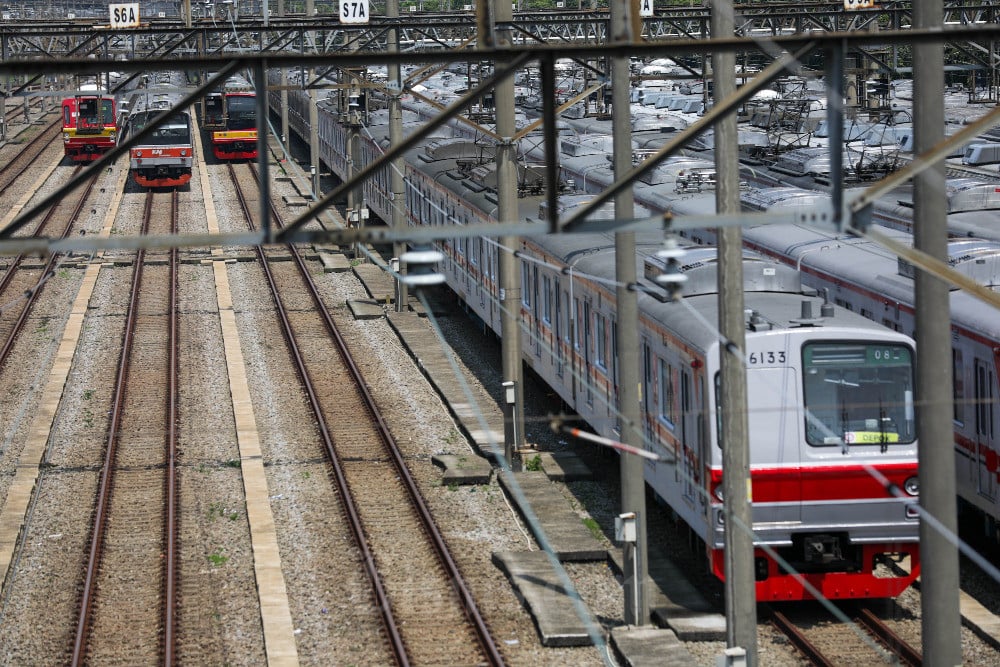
225, 95, 255, 130
659, 359, 676, 429
975, 360, 994, 439
596, 315, 607, 370
542, 275, 552, 326
954, 348, 965, 425
802, 342, 916, 447
521, 262, 531, 307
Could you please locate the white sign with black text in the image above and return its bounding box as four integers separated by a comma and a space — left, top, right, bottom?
109, 3, 140, 28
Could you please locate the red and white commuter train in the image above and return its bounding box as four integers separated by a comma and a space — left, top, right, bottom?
125, 89, 194, 189
271, 86, 923, 600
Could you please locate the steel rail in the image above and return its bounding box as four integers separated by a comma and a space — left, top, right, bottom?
251, 164, 505, 666
0, 115, 60, 196
768, 607, 836, 667
226, 162, 409, 666
163, 189, 180, 665
232, 161, 504, 665
70, 190, 153, 666
0, 167, 93, 370
856, 607, 923, 667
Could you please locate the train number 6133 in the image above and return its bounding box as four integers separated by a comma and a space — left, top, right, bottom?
747, 351, 786, 365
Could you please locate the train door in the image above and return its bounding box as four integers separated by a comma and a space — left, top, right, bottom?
747, 367, 801, 523
975, 358, 998, 501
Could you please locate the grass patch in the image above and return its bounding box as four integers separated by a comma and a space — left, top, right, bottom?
524, 454, 543, 472
207, 549, 228, 567
582, 517, 603, 542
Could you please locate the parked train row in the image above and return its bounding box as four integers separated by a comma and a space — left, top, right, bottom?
60, 73, 258, 187
271, 82, 925, 600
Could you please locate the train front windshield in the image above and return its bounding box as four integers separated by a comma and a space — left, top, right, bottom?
78, 98, 115, 128
132, 113, 190, 145
803, 342, 916, 446
226, 96, 255, 130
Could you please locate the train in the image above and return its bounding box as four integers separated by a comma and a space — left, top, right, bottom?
61, 93, 120, 162
201, 79, 257, 161
271, 82, 924, 601
730, 189, 1000, 543
551, 135, 1000, 545
124, 90, 193, 189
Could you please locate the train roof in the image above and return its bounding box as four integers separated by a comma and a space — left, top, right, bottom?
523, 229, 903, 353
886, 179, 1000, 214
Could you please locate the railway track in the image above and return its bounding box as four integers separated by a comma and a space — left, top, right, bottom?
227, 161, 504, 665
0, 166, 94, 366
0, 115, 62, 196
71, 190, 180, 665
768, 602, 922, 666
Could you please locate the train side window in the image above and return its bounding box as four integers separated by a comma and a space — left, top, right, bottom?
542, 275, 552, 326
574, 298, 583, 351
714, 372, 723, 449
953, 348, 964, 425
595, 315, 607, 370
659, 359, 675, 429
521, 262, 531, 308
976, 360, 994, 439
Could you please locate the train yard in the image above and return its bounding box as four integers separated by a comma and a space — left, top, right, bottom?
1, 58, 1000, 665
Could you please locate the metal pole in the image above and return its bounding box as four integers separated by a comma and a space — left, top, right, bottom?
387, 0, 408, 311
914, 1, 962, 664
255, 59, 272, 243
610, 0, 647, 627
307, 0, 319, 199
492, 0, 525, 470
713, 1, 757, 664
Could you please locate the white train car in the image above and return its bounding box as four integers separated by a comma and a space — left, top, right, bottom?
272, 86, 924, 600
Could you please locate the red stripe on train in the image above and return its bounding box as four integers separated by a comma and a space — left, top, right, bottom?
710, 463, 918, 503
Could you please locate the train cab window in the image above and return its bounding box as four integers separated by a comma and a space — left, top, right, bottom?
803, 342, 915, 447
78, 98, 113, 128
226, 95, 255, 130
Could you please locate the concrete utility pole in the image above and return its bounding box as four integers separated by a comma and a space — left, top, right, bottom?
307, 0, 320, 198
278, 0, 289, 169
387, 0, 408, 310
610, 0, 647, 627
914, 1, 962, 664
712, 2, 757, 664
491, 0, 525, 469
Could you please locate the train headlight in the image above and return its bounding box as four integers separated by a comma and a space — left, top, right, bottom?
63, 132, 70, 142
134, 150, 142, 157
109, 131, 116, 141
713, 485, 724, 502
903, 476, 919, 496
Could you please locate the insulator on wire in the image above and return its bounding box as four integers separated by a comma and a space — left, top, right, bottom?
654, 237, 687, 299
399, 245, 445, 287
